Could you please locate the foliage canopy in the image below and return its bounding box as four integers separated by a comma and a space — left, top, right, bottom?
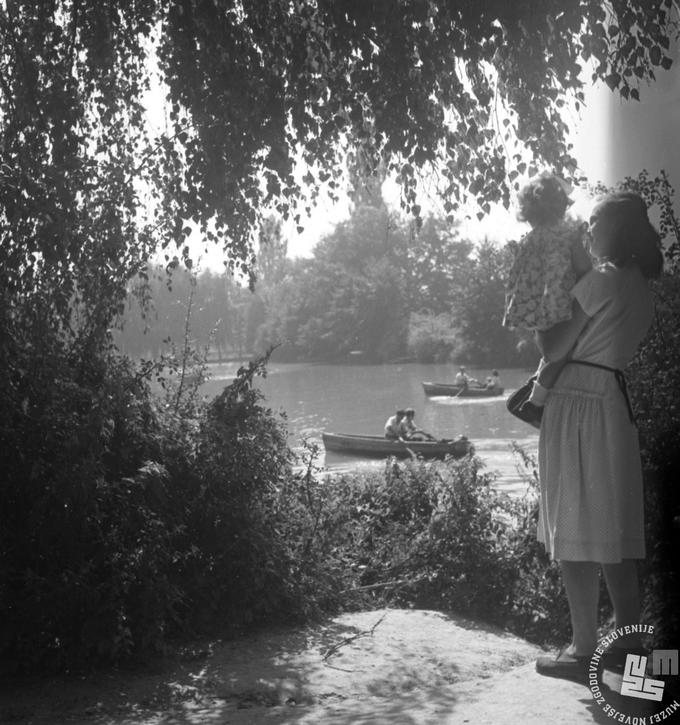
1, 1, 679, 317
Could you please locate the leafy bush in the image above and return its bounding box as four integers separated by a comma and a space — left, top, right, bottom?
285, 449, 573, 646
0, 326, 177, 670
0, 323, 303, 672
628, 273, 680, 649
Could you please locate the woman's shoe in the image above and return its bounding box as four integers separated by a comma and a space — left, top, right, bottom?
536, 647, 591, 684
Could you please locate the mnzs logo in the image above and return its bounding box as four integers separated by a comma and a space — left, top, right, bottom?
590, 627, 680, 721
621, 654, 665, 701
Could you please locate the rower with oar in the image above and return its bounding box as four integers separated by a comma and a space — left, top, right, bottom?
399, 407, 436, 441
454, 366, 469, 389
384, 408, 407, 440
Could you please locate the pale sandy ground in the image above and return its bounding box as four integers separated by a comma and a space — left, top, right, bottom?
3, 608, 678, 725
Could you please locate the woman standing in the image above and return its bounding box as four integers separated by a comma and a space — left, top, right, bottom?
533, 192, 663, 681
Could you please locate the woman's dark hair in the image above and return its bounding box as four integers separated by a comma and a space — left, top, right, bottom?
516, 173, 572, 227
590, 191, 664, 279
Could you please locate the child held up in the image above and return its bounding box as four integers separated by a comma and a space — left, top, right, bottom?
503, 171, 593, 425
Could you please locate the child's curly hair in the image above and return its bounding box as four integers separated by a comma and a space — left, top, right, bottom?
517, 172, 572, 227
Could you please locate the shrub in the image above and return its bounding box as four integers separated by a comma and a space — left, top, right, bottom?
0, 325, 302, 671
0, 328, 179, 670
286, 449, 573, 646
628, 272, 680, 649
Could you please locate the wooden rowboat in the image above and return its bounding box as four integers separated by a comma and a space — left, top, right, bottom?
422, 381, 504, 398
321, 432, 473, 460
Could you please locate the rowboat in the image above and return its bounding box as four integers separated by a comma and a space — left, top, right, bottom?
321, 432, 473, 460
422, 381, 504, 398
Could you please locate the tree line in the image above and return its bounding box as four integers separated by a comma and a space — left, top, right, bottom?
117, 204, 535, 368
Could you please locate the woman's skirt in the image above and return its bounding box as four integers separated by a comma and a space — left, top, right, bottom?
538, 363, 645, 563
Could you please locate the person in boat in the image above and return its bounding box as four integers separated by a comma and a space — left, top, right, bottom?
384, 408, 407, 440
399, 408, 435, 441
454, 366, 469, 389
486, 369, 502, 392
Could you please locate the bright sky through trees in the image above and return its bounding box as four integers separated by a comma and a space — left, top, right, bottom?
181, 76, 610, 269
141, 11, 679, 272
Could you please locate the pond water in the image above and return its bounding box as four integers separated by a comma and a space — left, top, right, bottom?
201, 362, 540, 497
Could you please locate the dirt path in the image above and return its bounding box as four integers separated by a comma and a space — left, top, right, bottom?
1, 609, 675, 725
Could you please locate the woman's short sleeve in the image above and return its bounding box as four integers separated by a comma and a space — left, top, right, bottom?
571, 267, 616, 317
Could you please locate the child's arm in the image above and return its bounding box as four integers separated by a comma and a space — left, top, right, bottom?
527, 357, 567, 407
528, 303, 589, 407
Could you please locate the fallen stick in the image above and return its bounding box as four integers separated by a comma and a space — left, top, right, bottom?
322, 612, 387, 663
340, 576, 426, 595
340, 579, 409, 594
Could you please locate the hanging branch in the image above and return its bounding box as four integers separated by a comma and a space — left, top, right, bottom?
174, 271, 197, 412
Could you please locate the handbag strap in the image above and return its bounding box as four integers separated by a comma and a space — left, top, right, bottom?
565, 359, 636, 425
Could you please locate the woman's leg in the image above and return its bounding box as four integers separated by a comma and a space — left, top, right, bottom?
560, 560, 600, 655
602, 560, 642, 649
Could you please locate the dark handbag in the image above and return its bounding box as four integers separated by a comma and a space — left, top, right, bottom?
506, 376, 542, 429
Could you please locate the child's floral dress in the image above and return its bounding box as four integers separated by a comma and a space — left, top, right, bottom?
503, 221, 586, 332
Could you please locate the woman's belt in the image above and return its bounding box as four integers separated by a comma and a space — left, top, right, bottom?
565, 359, 635, 425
